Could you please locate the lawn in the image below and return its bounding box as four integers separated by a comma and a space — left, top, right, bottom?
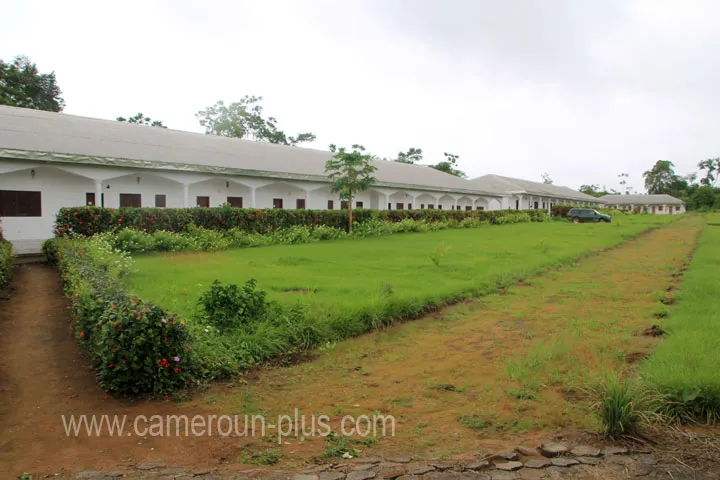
642, 213, 720, 421
124, 216, 675, 324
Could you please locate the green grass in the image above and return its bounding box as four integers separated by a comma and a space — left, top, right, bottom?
125, 216, 673, 323
642, 215, 720, 422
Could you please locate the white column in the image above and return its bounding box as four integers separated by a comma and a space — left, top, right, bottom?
94, 180, 102, 207
472, 198, 477, 210
433, 195, 441, 209
518, 195, 523, 210
183, 184, 190, 208
306, 190, 311, 209
453, 198, 458, 210
250, 187, 256, 208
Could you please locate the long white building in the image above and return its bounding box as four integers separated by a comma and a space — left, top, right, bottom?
0, 106, 603, 253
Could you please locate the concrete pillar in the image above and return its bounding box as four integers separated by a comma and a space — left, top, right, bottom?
94, 180, 102, 207
250, 187, 256, 208
183, 184, 190, 208
306, 190, 311, 209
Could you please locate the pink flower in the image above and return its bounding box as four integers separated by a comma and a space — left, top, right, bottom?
174, 356, 180, 362
161, 318, 168, 324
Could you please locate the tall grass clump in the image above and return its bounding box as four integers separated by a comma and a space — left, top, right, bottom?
642, 223, 720, 423
591, 374, 661, 437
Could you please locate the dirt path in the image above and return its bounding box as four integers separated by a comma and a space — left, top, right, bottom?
0, 220, 717, 479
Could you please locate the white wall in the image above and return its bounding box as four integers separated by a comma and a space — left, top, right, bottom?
0, 160, 508, 251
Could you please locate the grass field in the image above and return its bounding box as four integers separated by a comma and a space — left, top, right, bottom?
185, 217, 702, 462
124, 216, 674, 324
642, 214, 720, 421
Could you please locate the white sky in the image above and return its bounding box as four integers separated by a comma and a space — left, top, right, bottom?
3, 0, 720, 193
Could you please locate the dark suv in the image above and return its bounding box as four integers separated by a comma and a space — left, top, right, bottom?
567, 208, 611, 223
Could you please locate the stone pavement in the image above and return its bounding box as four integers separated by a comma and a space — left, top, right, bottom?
71, 441, 719, 480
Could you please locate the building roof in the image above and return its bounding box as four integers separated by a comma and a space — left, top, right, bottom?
0, 106, 499, 197
467, 174, 603, 202
600, 194, 684, 205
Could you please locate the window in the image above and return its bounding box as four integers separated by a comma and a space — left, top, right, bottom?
86, 192, 96, 206
675, 206, 680, 212
396, 203, 404, 210
0, 190, 42, 217
515, 199, 519, 209
327, 200, 334, 210
420, 204, 425, 209
658, 205, 663, 211
155, 194, 167, 208
438, 205, 443, 210
533, 201, 539, 210
273, 198, 283, 209
296, 198, 306, 209
388, 202, 392, 210
356, 201, 363, 208
477, 206, 485, 211
456, 205, 462, 211
341, 201, 349, 210
196, 196, 210, 208
227, 196, 243, 208
428, 204, 434, 209
119, 193, 141, 208
465, 206, 472, 211
408, 203, 412, 210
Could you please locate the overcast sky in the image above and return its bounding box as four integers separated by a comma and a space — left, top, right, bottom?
3, 0, 719, 193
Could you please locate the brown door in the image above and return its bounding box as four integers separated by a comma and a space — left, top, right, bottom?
273, 198, 283, 209
155, 194, 167, 208
296, 199, 306, 209
196, 196, 210, 208
396, 203, 404, 210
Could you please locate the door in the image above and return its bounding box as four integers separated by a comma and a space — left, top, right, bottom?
273, 198, 283, 209
296, 199, 306, 209
227, 196, 243, 208
196, 196, 210, 208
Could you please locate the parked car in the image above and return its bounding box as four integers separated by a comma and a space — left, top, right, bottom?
567, 208, 611, 223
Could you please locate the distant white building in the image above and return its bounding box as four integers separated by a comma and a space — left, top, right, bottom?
467, 174, 604, 212
0, 106, 600, 253
600, 194, 685, 215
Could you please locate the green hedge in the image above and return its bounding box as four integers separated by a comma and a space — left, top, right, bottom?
54, 206, 549, 237
0, 240, 12, 288
43, 237, 197, 395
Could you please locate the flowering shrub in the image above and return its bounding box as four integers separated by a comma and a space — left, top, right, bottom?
199, 279, 268, 330
43, 237, 196, 395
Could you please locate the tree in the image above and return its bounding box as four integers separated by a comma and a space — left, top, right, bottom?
541, 172, 553, 184
430, 152, 466, 178
0, 55, 64, 111
579, 184, 616, 197
325, 144, 377, 233
196, 96, 316, 146
643, 161, 681, 194
698, 158, 720, 186
395, 147, 423, 164
117, 112, 166, 128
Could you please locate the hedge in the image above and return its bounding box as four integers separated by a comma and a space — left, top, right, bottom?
43, 237, 197, 395
0, 221, 12, 288
54, 206, 549, 237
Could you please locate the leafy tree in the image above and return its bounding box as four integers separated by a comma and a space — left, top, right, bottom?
116, 113, 166, 128
698, 158, 720, 186
579, 184, 616, 197
541, 172, 553, 184
196, 96, 315, 146
643, 160, 681, 194
395, 147, 423, 164
686, 186, 718, 211
0, 55, 64, 111
430, 152, 466, 178
325, 144, 377, 233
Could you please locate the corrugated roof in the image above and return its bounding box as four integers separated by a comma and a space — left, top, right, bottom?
0, 106, 499, 196
467, 174, 604, 202
600, 194, 684, 205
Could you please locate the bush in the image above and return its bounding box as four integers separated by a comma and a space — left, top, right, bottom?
0, 239, 12, 288
54, 206, 549, 237
198, 279, 268, 330
44, 236, 196, 395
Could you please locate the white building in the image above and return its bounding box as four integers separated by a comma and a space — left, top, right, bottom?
600, 194, 686, 215
467, 174, 604, 212
0, 106, 600, 253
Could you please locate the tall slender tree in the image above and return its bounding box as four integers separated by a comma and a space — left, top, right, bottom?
325, 144, 377, 233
